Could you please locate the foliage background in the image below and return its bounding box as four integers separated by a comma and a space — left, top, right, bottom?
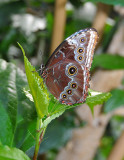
0, 0, 124, 160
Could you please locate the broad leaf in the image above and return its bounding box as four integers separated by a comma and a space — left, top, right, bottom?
0, 59, 36, 151
0, 59, 17, 146
0, 101, 13, 147
52, 90, 111, 113
86, 89, 112, 113
104, 89, 124, 113
92, 54, 124, 71
0, 144, 30, 160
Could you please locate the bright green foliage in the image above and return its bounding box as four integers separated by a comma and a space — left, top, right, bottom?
92, 54, 124, 71
87, 0, 124, 6
104, 89, 124, 113
86, 89, 111, 113
0, 144, 31, 160
0, 45, 112, 159
18, 43, 50, 118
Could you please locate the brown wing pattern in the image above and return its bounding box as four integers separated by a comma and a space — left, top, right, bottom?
42, 28, 99, 105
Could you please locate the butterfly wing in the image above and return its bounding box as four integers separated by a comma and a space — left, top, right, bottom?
42, 28, 99, 105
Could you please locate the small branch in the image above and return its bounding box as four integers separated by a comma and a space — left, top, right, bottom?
39, 131, 44, 144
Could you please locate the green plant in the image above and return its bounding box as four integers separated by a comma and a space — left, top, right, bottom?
20, 44, 111, 160
0, 45, 111, 160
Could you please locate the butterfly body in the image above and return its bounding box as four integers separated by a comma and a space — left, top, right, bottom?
42, 28, 99, 105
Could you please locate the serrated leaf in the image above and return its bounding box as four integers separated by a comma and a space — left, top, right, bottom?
48, 89, 111, 115
42, 110, 65, 129
0, 145, 30, 160
86, 89, 112, 113
18, 43, 50, 118
91, 54, 124, 71
13, 66, 36, 151
104, 89, 124, 113
0, 59, 17, 146
86, 0, 124, 6
0, 59, 36, 151
0, 101, 13, 147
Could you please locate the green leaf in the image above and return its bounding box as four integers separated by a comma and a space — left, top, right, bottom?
42, 110, 65, 129
86, 0, 124, 6
0, 59, 36, 150
48, 89, 111, 115
0, 59, 17, 146
18, 43, 50, 118
104, 89, 124, 113
48, 95, 66, 114
0, 145, 30, 160
0, 101, 13, 147
92, 54, 124, 71
13, 66, 36, 151
86, 89, 112, 113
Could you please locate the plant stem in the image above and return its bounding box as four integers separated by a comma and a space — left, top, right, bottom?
33, 117, 46, 160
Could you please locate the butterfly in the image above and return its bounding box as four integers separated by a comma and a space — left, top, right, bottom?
41, 28, 99, 105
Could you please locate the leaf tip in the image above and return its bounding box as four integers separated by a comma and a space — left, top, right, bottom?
17, 42, 25, 56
